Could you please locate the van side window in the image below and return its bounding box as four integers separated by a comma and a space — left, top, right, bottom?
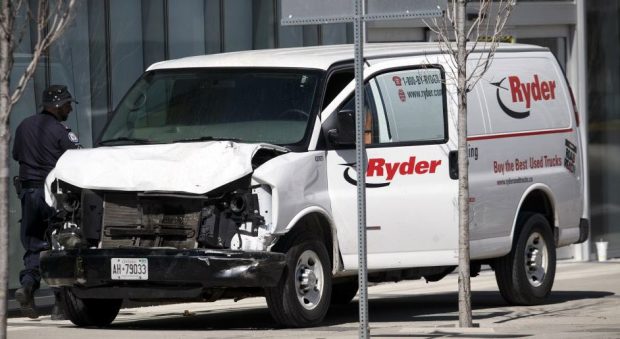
373, 68, 446, 144
322, 69, 354, 111
339, 85, 378, 145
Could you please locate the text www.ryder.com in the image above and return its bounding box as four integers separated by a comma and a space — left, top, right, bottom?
407, 88, 443, 99
496, 177, 533, 186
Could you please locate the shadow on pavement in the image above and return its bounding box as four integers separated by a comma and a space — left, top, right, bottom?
94, 289, 612, 331
375, 334, 529, 338
322, 290, 613, 325
7, 304, 55, 319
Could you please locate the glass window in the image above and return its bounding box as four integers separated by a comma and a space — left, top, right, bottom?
168, 0, 206, 59
142, 0, 166, 67
224, 0, 253, 52
205, 0, 222, 54
100, 69, 320, 146
587, 1, 620, 257
373, 68, 446, 143
87, 0, 110, 140
321, 23, 351, 45
109, 0, 144, 107
253, 0, 276, 49
338, 85, 377, 145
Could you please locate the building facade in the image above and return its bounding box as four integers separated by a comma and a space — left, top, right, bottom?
7, 0, 619, 289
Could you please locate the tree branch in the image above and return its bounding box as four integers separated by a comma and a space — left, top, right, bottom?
465, 0, 515, 91
10, 0, 77, 106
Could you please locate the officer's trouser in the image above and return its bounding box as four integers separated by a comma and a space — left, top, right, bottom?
19, 186, 53, 290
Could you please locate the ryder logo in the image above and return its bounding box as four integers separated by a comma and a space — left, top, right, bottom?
490, 74, 557, 119
342, 157, 442, 187
398, 89, 407, 102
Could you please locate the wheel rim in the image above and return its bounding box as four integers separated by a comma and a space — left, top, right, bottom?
294, 249, 324, 310
524, 231, 549, 287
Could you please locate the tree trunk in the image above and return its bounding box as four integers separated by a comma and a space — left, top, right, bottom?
0, 2, 12, 337
0, 126, 9, 339
0, 1, 78, 336
456, 0, 473, 328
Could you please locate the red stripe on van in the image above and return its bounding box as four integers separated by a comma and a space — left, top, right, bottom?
467, 128, 574, 141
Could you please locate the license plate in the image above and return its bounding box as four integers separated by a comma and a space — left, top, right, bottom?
111, 258, 148, 280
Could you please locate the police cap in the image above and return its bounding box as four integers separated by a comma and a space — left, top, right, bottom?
42, 85, 78, 107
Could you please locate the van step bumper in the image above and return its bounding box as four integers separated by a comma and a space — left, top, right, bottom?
575, 218, 590, 244
40, 248, 286, 299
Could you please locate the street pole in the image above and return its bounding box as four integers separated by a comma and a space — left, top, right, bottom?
353, 0, 369, 337
279, 2, 442, 334
575, 0, 590, 262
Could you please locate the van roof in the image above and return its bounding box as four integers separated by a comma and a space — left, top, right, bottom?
147, 42, 548, 72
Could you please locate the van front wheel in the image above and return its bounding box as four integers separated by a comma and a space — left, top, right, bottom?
494, 213, 556, 305
331, 278, 359, 305
60, 287, 122, 327
265, 239, 332, 327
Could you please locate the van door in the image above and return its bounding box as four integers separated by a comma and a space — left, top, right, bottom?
325, 66, 459, 270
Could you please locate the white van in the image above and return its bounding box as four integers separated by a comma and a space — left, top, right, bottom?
41, 43, 588, 328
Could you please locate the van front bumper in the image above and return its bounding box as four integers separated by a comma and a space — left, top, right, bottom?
40, 248, 286, 299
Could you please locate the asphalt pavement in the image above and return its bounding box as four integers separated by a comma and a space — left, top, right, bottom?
7, 260, 620, 339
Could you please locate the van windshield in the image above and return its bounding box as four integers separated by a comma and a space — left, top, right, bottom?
99, 69, 320, 146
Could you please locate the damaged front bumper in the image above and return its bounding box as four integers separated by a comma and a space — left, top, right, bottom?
40, 248, 286, 299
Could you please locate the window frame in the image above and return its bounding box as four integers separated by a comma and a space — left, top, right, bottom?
370, 64, 449, 148
325, 64, 449, 150
96, 67, 327, 151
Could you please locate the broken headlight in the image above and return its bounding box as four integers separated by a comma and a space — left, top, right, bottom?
197, 190, 264, 248
51, 222, 83, 250
50, 180, 85, 249
59, 191, 80, 213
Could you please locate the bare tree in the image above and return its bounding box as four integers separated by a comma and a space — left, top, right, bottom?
0, 0, 76, 337
426, 0, 515, 328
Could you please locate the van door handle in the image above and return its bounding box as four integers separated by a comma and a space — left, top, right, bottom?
449, 150, 458, 180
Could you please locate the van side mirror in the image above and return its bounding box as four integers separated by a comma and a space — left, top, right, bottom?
449, 150, 458, 180
328, 108, 355, 146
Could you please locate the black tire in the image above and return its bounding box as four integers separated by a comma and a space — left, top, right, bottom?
330, 278, 358, 305
60, 287, 122, 327
494, 213, 556, 305
265, 234, 332, 328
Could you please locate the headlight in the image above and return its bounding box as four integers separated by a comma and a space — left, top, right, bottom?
53, 180, 82, 213
51, 222, 83, 250
230, 194, 246, 213
60, 193, 80, 213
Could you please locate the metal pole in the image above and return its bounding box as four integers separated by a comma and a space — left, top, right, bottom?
575, 0, 590, 262
354, 0, 369, 337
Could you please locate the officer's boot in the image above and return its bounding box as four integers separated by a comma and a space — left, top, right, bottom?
50, 290, 66, 321
15, 285, 38, 319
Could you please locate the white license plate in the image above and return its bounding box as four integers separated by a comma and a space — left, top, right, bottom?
111, 258, 148, 280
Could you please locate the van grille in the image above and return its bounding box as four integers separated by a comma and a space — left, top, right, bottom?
101, 193, 201, 249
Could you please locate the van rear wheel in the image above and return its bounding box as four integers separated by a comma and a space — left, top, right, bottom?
494, 213, 556, 305
265, 236, 332, 327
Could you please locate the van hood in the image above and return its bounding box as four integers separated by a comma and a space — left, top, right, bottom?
50, 141, 288, 194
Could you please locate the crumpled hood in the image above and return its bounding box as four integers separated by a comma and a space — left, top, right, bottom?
49, 141, 287, 194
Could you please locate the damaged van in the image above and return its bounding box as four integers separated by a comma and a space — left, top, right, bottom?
41, 43, 588, 328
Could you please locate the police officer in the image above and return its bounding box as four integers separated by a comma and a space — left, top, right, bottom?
12, 85, 80, 319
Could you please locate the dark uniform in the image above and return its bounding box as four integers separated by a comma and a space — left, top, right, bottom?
12, 85, 80, 318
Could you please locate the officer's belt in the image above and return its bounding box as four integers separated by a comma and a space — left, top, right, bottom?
21, 181, 44, 189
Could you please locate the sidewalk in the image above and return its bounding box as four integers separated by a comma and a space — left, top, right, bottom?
7, 260, 620, 338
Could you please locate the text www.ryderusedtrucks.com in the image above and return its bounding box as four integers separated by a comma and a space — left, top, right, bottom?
496, 177, 534, 186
